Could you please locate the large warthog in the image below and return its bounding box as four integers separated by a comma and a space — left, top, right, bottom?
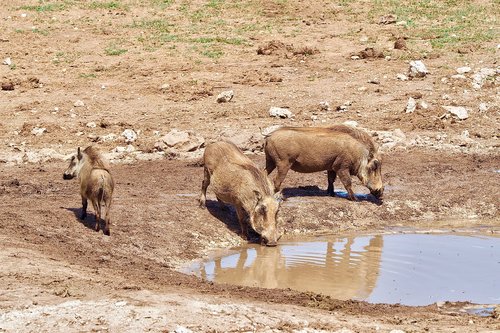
264, 125, 384, 201
63, 146, 114, 235
199, 141, 282, 246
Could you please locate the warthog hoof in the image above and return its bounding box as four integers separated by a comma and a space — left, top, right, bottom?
104, 228, 110, 236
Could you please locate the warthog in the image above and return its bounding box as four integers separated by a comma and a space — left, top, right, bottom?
199, 141, 282, 246
63, 146, 114, 235
264, 125, 384, 201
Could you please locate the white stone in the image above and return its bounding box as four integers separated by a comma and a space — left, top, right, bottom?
396, 73, 408, 81
419, 101, 429, 109
311, 115, 318, 121
100, 133, 117, 142
3, 57, 12, 66
409, 60, 429, 78
443, 106, 468, 120
159, 129, 204, 152
160, 83, 170, 90
121, 129, 138, 143
114, 301, 127, 307
74, 100, 85, 107
21, 13, 27, 18
479, 103, 488, 112
269, 106, 293, 118
86, 122, 96, 128
216, 90, 234, 103
451, 74, 467, 80
472, 67, 498, 89
456, 66, 471, 74
31, 127, 46, 136
389, 330, 406, 333
172, 326, 193, 333
343, 120, 358, 127
319, 101, 331, 111
406, 97, 417, 113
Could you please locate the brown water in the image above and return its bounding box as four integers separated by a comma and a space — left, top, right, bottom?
182, 233, 500, 306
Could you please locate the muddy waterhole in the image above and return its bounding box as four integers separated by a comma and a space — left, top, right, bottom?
182, 231, 499, 307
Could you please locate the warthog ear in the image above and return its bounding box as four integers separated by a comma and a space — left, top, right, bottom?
369, 159, 381, 171
77, 147, 82, 160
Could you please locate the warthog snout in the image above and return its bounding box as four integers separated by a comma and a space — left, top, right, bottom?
370, 187, 384, 199
63, 173, 74, 180
261, 237, 278, 247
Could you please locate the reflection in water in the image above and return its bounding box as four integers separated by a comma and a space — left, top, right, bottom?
185, 234, 500, 306
195, 235, 384, 301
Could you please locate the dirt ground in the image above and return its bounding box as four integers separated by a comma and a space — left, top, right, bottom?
1, 1, 499, 332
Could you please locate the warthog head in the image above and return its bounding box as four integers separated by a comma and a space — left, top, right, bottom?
251, 191, 282, 247
63, 147, 84, 180
365, 154, 384, 199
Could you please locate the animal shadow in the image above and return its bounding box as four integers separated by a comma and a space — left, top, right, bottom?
282, 186, 382, 205
63, 207, 107, 233
204, 200, 261, 243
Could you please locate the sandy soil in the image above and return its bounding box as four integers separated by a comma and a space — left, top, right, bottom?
0, 1, 499, 332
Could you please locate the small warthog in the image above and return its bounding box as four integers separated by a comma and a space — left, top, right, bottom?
199, 141, 282, 246
264, 125, 384, 201
63, 146, 114, 235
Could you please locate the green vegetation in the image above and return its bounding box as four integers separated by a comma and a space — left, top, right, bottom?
88, 1, 124, 10
369, 0, 498, 52
20, 2, 67, 12
105, 44, 127, 56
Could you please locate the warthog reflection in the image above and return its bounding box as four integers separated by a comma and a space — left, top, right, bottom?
199, 235, 383, 300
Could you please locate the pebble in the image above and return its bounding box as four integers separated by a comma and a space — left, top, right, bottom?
269, 106, 293, 119
409, 60, 429, 78
396, 73, 408, 81
86, 122, 96, 128
2, 57, 12, 66
216, 90, 234, 103
319, 101, 331, 111
479, 103, 488, 112
74, 100, 85, 107
121, 129, 138, 143
31, 127, 47, 136
443, 106, 468, 120
406, 97, 417, 113
456, 66, 471, 74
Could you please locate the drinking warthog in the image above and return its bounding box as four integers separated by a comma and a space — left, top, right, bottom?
264, 125, 384, 201
63, 146, 114, 235
199, 141, 282, 246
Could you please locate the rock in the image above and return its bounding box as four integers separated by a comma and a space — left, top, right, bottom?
396, 20, 407, 26
389, 330, 406, 333
409, 60, 429, 78
99, 133, 117, 142
86, 122, 96, 128
121, 129, 138, 143
472, 67, 498, 89
157, 129, 204, 152
343, 120, 358, 127
479, 103, 488, 112
406, 97, 417, 113
31, 127, 46, 136
396, 73, 408, 81
261, 125, 282, 137
456, 66, 471, 74
160, 83, 170, 91
114, 301, 127, 307
419, 101, 429, 109
2, 57, 11, 66
1, 82, 14, 90
269, 106, 293, 118
443, 106, 468, 120
216, 90, 234, 103
172, 325, 193, 333
319, 101, 331, 111
310, 115, 318, 121
379, 14, 397, 24
451, 74, 467, 80
74, 100, 85, 107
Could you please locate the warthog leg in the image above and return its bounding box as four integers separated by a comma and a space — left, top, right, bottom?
273, 161, 292, 192
235, 206, 249, 240
199, 167, 210, 208
81, 197, 88, 220
92, 200, 101, 232
327, 170, 337, 196
103, 200, 111, 236
337, 168, 357, 201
